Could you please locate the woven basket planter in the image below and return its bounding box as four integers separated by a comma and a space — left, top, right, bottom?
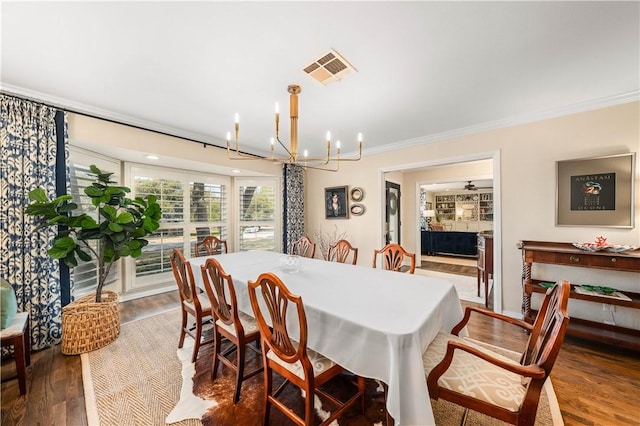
61, 290, 120, 355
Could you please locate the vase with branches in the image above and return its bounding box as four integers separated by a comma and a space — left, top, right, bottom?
313, 225, 348, 260
25, 165, 162, 302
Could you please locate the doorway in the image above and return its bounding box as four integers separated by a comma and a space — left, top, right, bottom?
380, 151, 502, 313
385, 181, 401, 245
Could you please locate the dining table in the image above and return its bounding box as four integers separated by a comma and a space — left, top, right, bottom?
188, 250, 465, 425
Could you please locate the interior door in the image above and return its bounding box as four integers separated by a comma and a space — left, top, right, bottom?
385, 181, 401, 245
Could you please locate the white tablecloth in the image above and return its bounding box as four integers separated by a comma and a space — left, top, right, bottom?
189, 250, 464, 425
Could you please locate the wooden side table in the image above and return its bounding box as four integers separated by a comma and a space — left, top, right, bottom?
519, 240, 640, 351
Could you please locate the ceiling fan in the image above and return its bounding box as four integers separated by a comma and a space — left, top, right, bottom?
463, 181, 492, 191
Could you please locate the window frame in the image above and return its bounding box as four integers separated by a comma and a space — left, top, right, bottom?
124, 163, 231, 292
235, 177, 282, 253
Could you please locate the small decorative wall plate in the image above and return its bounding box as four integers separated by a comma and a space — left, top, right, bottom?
350, 203, 365, 216
350, 187, 364, 202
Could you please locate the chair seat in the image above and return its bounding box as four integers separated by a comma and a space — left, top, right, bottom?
183, 293, 212, 312
267, 343, 337, 380
0, 312, 29, 338
216, 310, 259, 336
422, 332, 527, 413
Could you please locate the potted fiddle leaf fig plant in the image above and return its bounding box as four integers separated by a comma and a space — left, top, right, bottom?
25, 165, 162, 354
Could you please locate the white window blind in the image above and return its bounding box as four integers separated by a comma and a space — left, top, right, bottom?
68, 148, 121, 295
190, 182, 227, 256
237, 179, 280, 252
128, 165, 230, 286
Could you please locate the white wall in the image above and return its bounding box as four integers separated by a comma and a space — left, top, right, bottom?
305, 102, 640, 328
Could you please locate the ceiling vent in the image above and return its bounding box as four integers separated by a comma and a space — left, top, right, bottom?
303, 49, 357, 85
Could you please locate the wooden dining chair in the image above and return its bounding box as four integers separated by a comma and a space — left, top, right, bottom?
200, 257, 263, 403
195, 235, 228, 257
372, 243, 416, 274
327, 239, 358, 265
170, 249, 214, 363
248, 272, 365, 426
290, 236, 316, 259
423, 280, 571, 426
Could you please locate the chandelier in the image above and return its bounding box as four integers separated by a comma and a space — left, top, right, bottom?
226, 84, 362, 171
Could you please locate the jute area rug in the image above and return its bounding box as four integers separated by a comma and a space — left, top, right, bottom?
82, 309, 563, 425
414, 269, 484, 305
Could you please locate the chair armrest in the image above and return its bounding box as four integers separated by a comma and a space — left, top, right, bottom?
451, 305, 534, 336
427, 339, 546, 394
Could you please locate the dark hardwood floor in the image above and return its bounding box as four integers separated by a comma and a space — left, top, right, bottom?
2, 291, 639, 425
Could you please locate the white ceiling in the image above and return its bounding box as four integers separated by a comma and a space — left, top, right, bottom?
1, 2, 639, 167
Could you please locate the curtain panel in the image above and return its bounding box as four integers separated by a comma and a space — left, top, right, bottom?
282, 164, 305, 254
0, 94, 68, 350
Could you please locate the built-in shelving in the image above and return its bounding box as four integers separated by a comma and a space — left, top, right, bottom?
479, 193, 493, 221
434, 191, 493, 223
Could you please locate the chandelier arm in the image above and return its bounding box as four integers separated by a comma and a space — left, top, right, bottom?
227, 139, 260, 159
301, 162, 339, 172
275, 135, 293, 157
332, 152, 362, 162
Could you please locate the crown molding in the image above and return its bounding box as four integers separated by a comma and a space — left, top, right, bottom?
2, 83, 637, 159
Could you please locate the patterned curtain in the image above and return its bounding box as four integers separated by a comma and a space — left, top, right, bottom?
282, 164, 305, 254
0, 94, 68, 350
419, 189, 427, 229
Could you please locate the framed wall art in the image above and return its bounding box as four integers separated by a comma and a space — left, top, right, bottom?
325, 186, 349, 219
350, 204, 365, 216
350, 187, 364, 202
556, 152, 635, 228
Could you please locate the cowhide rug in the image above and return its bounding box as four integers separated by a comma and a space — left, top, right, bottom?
189, 338, 387, 425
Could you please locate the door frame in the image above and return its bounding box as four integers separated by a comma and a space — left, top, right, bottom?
385, 181, 401, 245
379, 150, 502, 313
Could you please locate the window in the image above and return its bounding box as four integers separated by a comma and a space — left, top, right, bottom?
66, 152, 281, 298
68, 147, 121, 296
127, 165, 230, 290
237, 179, 280, 252
190, 182, 227, 256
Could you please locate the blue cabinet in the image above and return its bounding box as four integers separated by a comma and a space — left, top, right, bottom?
421, 231, 478, 257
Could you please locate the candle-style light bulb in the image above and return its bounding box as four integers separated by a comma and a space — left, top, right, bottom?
275, 103, 279, 115
226, 132, 231, 143
358, 132, 363, 143
270, 137, 275, 147
336, 140, 341, 150
303, 149, 308, 158
234, 114, 239, 147
326, 131, 331, 143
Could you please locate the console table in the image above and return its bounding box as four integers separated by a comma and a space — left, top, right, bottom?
519, 240, 640, 351
421, 231, 478, 257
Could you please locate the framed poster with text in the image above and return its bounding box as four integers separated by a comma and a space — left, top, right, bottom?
556, 153, 635, 228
